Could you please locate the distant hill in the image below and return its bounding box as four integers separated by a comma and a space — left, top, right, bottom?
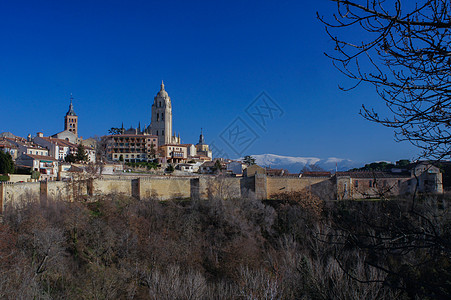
246, 153, 361, 173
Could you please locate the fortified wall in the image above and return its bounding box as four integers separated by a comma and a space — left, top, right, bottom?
0, 174, 336, 212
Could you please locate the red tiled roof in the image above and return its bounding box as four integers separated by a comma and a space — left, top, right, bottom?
5, 137, 46, 150
39, 137, 77, 148
0, 140, 17, 148
161, 144, 187, 147
22, 154, 57, 161
302, 171, 332, 177
336, 171, 411, 178
108, 134, 157, 138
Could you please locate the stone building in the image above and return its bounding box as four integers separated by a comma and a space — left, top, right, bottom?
0, 138, 19, 160
15, 154, 58, 181
159, 144, 188, 164
104, 82, 213, 162
105, 134, 158, 163
64, 94, 78, 137
335, 162, 443, 199
195, 129, 212, 159
33, 136, 77, 161
51, 95, 79, 144
145, 81, 181, 146
4, 136, 49, 158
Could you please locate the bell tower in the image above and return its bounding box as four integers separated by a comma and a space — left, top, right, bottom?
64, 94, 78, 137
150, 81, 173, 146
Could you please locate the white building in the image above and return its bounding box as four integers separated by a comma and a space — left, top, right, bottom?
15, 154, 58, 181
34, 135, 96, 163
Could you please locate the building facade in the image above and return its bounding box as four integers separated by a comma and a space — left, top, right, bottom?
15, 154, 58, 181
106, 134, 158, 162
146, 81, 181, 146
5, 137, 49, 158
160, 144, 188, 164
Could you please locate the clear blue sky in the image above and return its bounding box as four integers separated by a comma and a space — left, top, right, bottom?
0, 0, 419, 164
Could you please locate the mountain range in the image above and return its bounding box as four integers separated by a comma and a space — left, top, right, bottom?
247, 154, 362, 173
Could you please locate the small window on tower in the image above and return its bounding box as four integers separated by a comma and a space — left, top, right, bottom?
162, 130, 164, 136
162, 112, 164, 121
159, 101, 161, 107
156, 130, 158, 136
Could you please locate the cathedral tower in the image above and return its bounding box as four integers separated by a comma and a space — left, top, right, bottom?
64, 94, 78, 137
150, 81, 173, 146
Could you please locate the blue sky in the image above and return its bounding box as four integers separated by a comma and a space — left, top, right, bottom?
0, 0, 420, 165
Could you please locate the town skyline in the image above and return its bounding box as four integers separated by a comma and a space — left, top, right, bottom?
0, 1, 421, 164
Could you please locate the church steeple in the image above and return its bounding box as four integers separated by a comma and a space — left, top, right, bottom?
66, 93, 77, 116
64, 94, 78, 137
198, 128, 204, 144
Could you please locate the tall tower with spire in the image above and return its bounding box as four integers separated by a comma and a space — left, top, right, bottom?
64, 94, 78, 137
150, 81, 174, 146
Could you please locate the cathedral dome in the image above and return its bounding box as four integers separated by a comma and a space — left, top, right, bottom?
157, 80, 169, 98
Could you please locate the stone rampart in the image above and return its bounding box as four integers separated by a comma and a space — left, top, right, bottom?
138, 177, 192, 200
0, 175, 328, 211
1, 181, 41, 210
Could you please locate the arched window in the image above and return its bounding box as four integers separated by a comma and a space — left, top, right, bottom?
159, 101, 161, 107
162, 130, 164, 136
156, 130, 158, 136
161, 112, 164, 121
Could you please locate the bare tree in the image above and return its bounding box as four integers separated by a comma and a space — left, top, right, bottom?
320, 0, 451, 159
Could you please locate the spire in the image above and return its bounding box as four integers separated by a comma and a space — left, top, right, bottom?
198, 128, 204, 144
138, 121, 141, 132
66, 93, 77, 116
160, 80, 165, 91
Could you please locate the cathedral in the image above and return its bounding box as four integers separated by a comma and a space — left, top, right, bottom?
106, 82, 212, 163
145, 81, 180, 146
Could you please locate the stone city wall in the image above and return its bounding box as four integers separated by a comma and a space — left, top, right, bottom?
1, 181, 41, 211
266, 176, 334, 199
138, 177, 192, 200
1, 175, 335, 212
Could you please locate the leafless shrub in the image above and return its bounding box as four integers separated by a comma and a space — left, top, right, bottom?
237, 265, 282, 300
144, 265, 207, 300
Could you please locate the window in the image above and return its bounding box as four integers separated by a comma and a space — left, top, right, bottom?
354, 180, 358, 188
369, 180, 372, 187
162, 130, 164, 136
156, 130, 158, 136
162, 112, 164, 121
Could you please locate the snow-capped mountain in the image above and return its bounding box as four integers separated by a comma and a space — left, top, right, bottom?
245, 154, 361, 173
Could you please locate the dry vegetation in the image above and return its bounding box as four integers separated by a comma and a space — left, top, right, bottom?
0, 190, 449, 299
